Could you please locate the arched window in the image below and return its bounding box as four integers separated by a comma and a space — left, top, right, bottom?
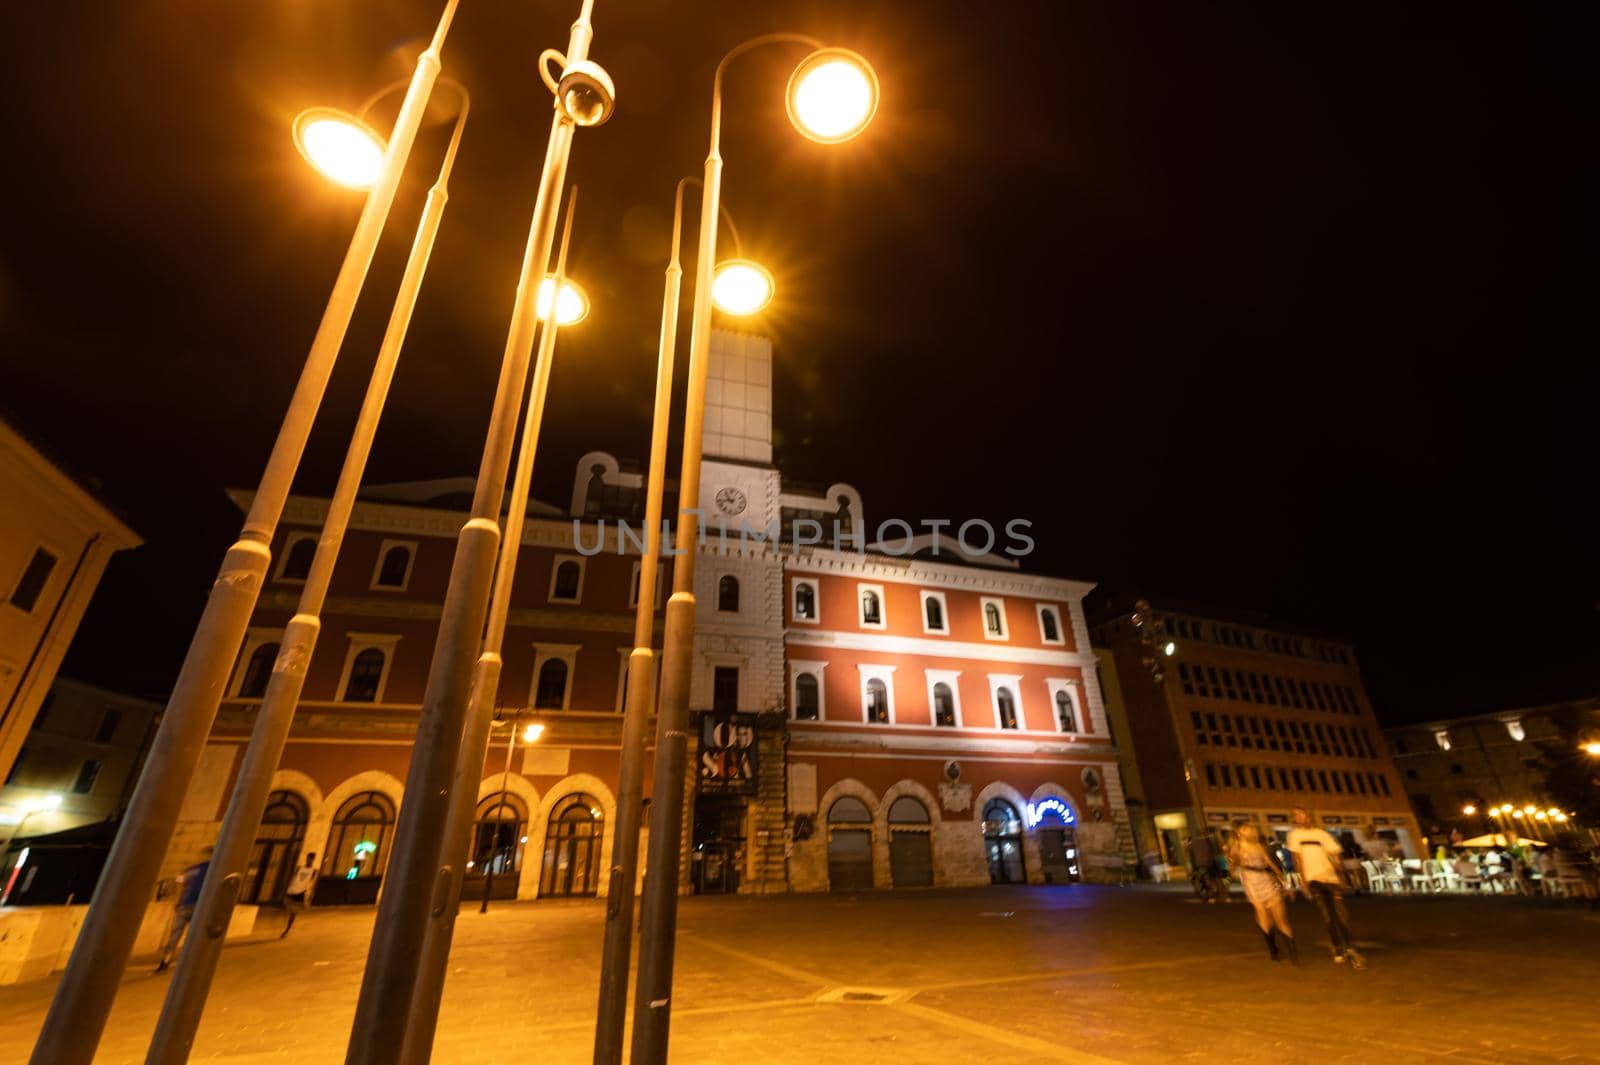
995, 686, 1018, 729
983, 798, 1026, 884
924, 595, 944, 631
933, 682, 956, 727
717, 575, 740, 612
888, 795, 931, 824
552, 559, 582, 601
239, 642, 278, 699
469, 794, 528, 886
795, 673, 820, 720
1056, 689, 1077, 732
861, 589, 882, 625
281, 536, 316, 581
827, 796, 873, 824
1040, 608, 1060, 642
865, 678, 890, 723
984, 602, 1003, 635
794, 581, 817, 621
324, 791, 395, 880
375, 544, 412, 588
343, 648, 386, 702
541, 793, 604, 896
535, 658, 569, 709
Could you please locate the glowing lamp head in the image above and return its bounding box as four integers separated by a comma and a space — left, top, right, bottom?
1461, 804, 1477, 816
557, 59, 616, 127
1582, 741, 1600, 756
711, 259, 775, 316
293, 108, 387, 189
536, 278, 589, 325
786, 48, 879, 143
522, 723, 545, 743
1162, 640, 1177, 657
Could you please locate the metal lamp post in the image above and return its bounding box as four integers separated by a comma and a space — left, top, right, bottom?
396, 185, 586, 1065
591, 180, 765, 1065
480, 713, 545, 913
27, 6, 461, 1063
344, 2, 613, 1059
630, 36, 878, 1065
141, 77, 472, 1065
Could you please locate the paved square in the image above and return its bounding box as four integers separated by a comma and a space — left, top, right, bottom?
3, 886, 1597, 1064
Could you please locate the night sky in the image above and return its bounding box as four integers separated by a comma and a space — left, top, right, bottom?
2, 2, 1594, 724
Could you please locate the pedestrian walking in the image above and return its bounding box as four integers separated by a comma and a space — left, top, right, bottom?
156, 845, 213, 973
1228, 823, 1296, 962
1286, 809, 1363, 968
281, 852, 317, 938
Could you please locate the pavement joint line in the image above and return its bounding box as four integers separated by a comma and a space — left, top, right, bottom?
907, 950, 1256, 995
679, 933, 841, 987
890, 1000, 1132, 1065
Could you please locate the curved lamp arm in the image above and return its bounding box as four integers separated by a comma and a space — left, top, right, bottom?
709, 32, 824, 157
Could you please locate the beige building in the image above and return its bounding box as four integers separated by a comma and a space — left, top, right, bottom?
0, 418, 140, 794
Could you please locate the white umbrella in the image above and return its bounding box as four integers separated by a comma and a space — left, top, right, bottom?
1459, 833, 1547, 848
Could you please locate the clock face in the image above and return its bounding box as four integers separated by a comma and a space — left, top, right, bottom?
715, 486, 748, 516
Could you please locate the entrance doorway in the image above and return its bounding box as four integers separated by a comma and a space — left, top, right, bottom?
242, 790, 307, 905
887, 795, 933, 887
826, 796, 874, 892
691, 793, 747, 894
1033, 801, 1080, 883
467, 794, 528, 901
540, 793, 603, 897
983, 798, 1026, 884
318, 790, 395, 905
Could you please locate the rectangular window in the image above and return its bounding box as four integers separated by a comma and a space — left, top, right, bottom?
1204, 763, 1217, 787
73, 759, 102, 795
1219, 764, 1233, 787
94, 709, 121, 744
1318, 770, 1331, 792
1291, 768, 1304, 790
713, 667, 739, 713
8, 547, 58, 612
1249, 766, 1262, 789
1178, 662, 1194, 695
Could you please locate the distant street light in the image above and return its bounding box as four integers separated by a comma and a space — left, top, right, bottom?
1162, 640, 1177, 657
29, 6, 464, 1064
626, 33, 877, 1065
1582, 741, 1600, 756
1461, 804, 1477, 816
480, 707, 547, 914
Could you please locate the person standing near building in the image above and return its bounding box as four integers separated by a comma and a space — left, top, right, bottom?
1228, 824, 1296, 962
156, 846, 212, 973
280, 852, 317, 938
1286, 809, 1364, 968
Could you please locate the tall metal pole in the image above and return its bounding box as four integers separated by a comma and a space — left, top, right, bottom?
591, 177, 688, 1065
27, 6, 458, 1063
344, 0, 603, 1037
396, 187, 581, 1065
630, 34, 818, 1065
142, 81, 471, 1065
480, 705, 522, 913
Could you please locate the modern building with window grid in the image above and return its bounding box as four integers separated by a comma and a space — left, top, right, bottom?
1092, 598, 1416, 873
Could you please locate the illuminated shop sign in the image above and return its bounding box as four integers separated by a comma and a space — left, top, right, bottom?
1025, 797, 1075, 828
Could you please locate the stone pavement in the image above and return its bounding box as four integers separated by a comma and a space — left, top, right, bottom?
1, 885, 1597, 1064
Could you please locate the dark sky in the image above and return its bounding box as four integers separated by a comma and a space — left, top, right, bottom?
2, 2, 1594, 725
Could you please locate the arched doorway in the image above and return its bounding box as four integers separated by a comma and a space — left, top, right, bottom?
320, 790, 396, 905
467, 794, 528, 901
983, 798, 1027, 884
540, 793, 604, 897
1033, 800, 1081, 883
241, 790, 307, 905
887, 795, 933, 888
826, 796, 874, 892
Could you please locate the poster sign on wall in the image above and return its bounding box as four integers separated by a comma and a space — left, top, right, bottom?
698, 711, 759, 795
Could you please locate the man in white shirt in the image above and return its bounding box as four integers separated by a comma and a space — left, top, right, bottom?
280, 853, 317, 939
1286, 808, 1364, 967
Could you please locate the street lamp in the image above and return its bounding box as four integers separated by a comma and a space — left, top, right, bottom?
710, 259, 775, 315
628, 34, 876, 1065
292, 109, 388, 188
30, 6, 463, 1065
537, 276, 590, 325
1461, 804, 1477, 816
478, 708, 546, 914
593, 178, 769, 1065
1582, 741, 1600, 756
395, 186, 586, 1065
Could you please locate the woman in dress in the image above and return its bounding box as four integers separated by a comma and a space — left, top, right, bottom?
1229, 823, 1296, 962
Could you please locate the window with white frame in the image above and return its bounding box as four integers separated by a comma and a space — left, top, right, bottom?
531, 643, 580, 710
920, 590, 949, 635
980, 596, 1009, 640
986, 673, 1025, 729
857, 664, 896, 724
231, 628, 284, 698
629, 560, 665, 610
1046, 679, 1081, 733
925, 669, 962, 727
337, 634, 401, 703
791, 578, 819, 623
717, 574, 740, 613
790, 660, 827, 721
371, 540, 418, 591
1036, 603, 1066, 645
549, 555, 586, 603
276, 532, 318, 583
858, 583, 886, 629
